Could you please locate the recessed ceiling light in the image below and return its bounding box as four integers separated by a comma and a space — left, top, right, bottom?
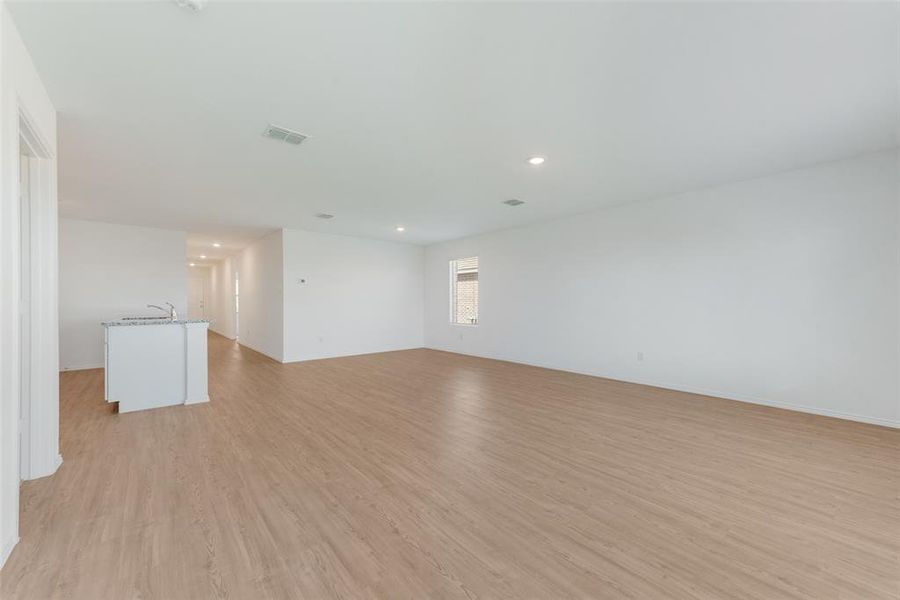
395, 226, 406, 232
315, 213, 335, 219
189, 263, 196, 267
212, 243, 221, 248
200, 255, 207, 259
527, 156, 546, 166
503, 198, 526, 206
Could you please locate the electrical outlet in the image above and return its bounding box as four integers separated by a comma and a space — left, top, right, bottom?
637, 351, 644, 362
297, 277, 308, 285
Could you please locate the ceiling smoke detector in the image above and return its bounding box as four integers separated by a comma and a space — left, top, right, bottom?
263, 124, 309, 145
315, 213, 334, 219
503, 198, 526, 206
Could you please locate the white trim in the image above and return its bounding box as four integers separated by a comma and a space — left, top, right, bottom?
16, 105, 60, 481
208, 326, 236, 340
18, 152, 33, 481
282, 345, 425, 364
18, 451, 62, 483
60, 364, 104, 372
428, 348, 900, 429
17, 104, 54, 160
0, 535, 20, 570
185, 395, 210, 406
632, 377, 900, 429
236, 340, 282, 363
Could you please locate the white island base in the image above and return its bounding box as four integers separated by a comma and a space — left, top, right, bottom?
103, 320, 210, 413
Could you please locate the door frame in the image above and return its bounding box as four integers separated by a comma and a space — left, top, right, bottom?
17, 106, 59, 481
18, 150, 31, 480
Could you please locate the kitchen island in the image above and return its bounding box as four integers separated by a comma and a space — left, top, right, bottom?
102, 319, 210, 413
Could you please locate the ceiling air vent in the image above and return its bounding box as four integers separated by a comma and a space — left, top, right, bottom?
503, 198, 525, 206
173, 0, 206, 12
315, 213, 334, 219
263, 124, 309, 145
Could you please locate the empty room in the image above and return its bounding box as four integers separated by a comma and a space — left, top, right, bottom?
1, 1, 898, 598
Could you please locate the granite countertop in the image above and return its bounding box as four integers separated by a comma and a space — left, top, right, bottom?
102, 319, 211, 327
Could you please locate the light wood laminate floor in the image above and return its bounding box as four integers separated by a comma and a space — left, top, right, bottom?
2, 333, 899, 599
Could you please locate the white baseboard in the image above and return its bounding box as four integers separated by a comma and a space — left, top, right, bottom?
209, 326, 235, 340
236, 340, 283, 363
24, 452, 63, 481
0, 535, 19, 570
282, 345, 425, 364
185, 395, 210, 405
426, 347, 900, 429
628, 376, 900, 429
59, 363, 103, 372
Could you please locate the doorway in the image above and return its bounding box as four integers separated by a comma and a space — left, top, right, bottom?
188, 275, 206, 319
234, 271, 240, 341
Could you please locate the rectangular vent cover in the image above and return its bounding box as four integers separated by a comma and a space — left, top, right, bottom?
503, 198, 525, 206
263, 124, 309, 145
315, 213, 334, 219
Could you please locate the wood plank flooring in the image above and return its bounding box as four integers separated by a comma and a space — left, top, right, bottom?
2, 333, 899, 599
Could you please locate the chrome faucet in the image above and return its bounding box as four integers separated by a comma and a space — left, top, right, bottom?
147, 303, 178, 321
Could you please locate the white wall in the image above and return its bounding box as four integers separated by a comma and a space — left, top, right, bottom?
236, 230, 284, 361
425, 151, 900, 427
58, 219, 188, 370
208, 256, 236, 339
282, 229, 424, 362
0, 2, 59, 567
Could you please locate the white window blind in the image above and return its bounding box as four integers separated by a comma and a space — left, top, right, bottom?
450, 256, 478, 325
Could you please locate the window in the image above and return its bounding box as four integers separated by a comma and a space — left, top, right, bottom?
450, 256, 479, 325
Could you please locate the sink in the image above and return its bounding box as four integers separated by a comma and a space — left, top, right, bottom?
121, 316, 171, 321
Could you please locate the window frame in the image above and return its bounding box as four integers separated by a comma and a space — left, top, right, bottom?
449, 256, 479, 326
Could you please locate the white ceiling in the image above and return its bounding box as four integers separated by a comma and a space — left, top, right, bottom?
10, 1, 899, 247
185, 226, 267, 266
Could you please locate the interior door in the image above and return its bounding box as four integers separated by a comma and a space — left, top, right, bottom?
187, 276, 205, 319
